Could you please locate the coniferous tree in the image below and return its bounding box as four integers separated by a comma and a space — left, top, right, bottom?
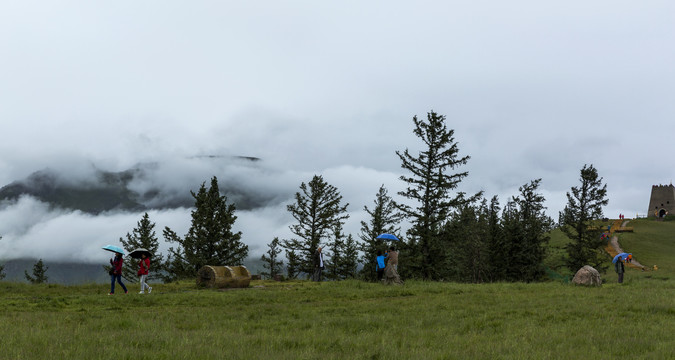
560, 165, 608, 272
260, 237, 284, 280
164, 176, 248, 281
325, 223, 359, 280
499, 199, 521, 281
325, 236, 342, 281
358, 185, 404, 281
444, 202, 488, 283
281, 175, 349, 278
0, 235, 4, 280
396, 110, 481, 280
25, 259, 48, 284
339, 234, 359, 280
508, 179, 553, 282
483, 196, 504, 281
119, 212, 165, 283
163, 227, 193, 282
285, 250, 301, 279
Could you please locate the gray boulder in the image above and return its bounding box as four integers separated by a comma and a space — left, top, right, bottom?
572, 265, 602, 286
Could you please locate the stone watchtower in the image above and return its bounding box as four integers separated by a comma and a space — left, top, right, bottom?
647, 184, 675, 218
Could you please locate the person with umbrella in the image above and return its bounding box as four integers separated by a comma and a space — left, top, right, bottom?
109, 251, 128, 295
135, 250, 152, 294
615, 255, 625, 284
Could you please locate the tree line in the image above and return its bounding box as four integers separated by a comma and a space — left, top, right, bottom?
3, 110, 609, 284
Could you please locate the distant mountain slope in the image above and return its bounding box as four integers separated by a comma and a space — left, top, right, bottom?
0, 156, 274, 214
0, 168, 147, 214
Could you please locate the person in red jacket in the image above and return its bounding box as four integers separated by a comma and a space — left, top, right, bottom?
138, 253, 152, 294
109, 252, 128, 295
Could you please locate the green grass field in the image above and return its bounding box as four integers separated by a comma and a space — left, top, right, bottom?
1, 218, 674, 359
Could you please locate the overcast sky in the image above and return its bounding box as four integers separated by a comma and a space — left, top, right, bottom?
1, 1, 674, 263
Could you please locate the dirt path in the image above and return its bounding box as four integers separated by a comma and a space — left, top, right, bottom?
609, 220, 645, 269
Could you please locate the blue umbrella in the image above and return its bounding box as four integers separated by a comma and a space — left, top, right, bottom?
376, 233, 400, 241
612, 252, 630, 263
102, 245, 125, 255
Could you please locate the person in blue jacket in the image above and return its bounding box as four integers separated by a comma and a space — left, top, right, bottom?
376, 250, 386, 281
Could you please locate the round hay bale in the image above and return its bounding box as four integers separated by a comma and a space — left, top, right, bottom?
197, 265, 251, 288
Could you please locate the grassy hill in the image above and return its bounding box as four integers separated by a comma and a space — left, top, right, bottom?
544, 218, 675, 282
615, 218, 675, 275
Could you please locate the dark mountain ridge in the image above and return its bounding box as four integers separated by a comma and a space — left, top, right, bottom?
0, 156, 273, 214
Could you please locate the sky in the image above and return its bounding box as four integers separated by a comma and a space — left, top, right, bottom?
1, 1, 674, 264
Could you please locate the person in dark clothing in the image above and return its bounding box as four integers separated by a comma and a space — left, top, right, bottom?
312, 246, 324, 282
109, 252, 128, 295
615, 257, 625, 283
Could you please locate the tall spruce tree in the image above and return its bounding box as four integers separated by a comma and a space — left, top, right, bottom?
326, 223, 359, 280
444, 202, 488, 283
358, 185, 404, 281
483, 196, 504, 281
508, 179, 553, 282
25, 259, 48, 284
164, 176, 248, 281
281, 175, 349, 278
163, 227, 194, 281
560, 164, 608, 272
260, 237, 284, 280
396, 110, 481, 280
285, 250, 301, 279
119, 212, 165, 283
499, 199, 521, 281
0, 235, 4, 280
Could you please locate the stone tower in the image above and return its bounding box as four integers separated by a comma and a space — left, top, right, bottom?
647, 184, 675, 218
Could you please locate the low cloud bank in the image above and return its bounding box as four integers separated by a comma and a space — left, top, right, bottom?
0, 157, 642, 265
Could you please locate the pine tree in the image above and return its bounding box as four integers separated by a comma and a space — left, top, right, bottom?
483, 196, 504, 281
339, 234, 359, 280
325, 236, 342, 281
119, 212, 165, 283
358, 185, 404, 281
499, 199, 521, 281
285, 250, 301, 279
164, 176, 248, 281
0, 235, 4, 280
260, 237, 284, 280
444, 202, 488, 283
325, 223, 359, 280
281, 175, 349, 278
163, 227, 193, 281
560, 165, 608, 272
508, 179, 553, 282
396, 110, 481, 280
25, 259, 48, 284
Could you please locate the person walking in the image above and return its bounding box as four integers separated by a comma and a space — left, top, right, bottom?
383, 246, 402, 285
138, 253, 152, 294
312, 246, 324, 282
109, 252, 128, 295
615, 257, 625, 283
376, 250, 386, 281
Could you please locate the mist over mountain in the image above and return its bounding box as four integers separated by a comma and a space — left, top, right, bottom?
0, 154, 404, 284
0, 156, 276, 214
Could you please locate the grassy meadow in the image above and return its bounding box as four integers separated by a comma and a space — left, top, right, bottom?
1, 218, 675, 359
